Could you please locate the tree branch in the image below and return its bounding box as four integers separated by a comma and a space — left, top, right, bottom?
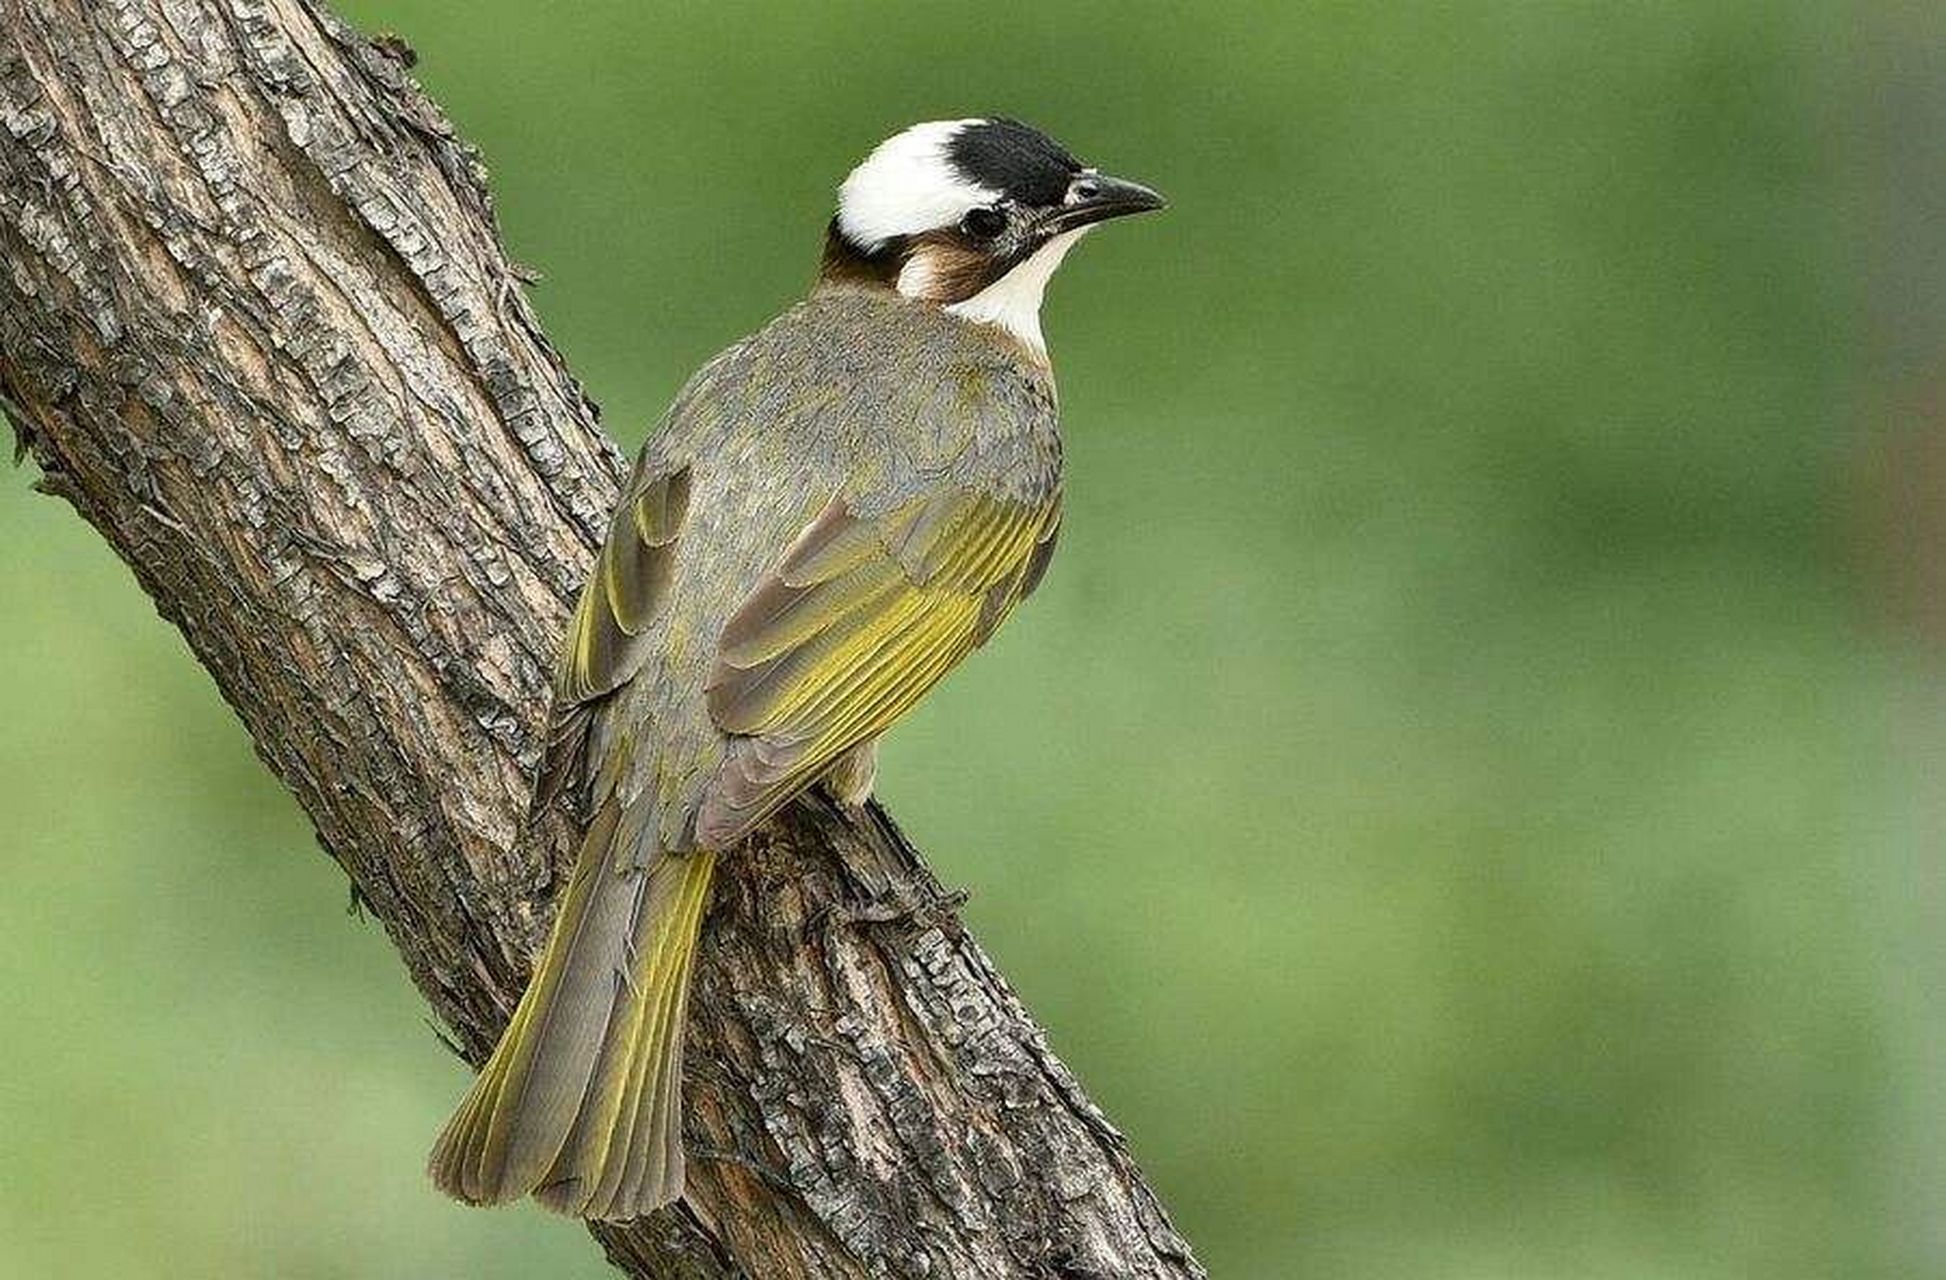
0, 3, 1204, 1276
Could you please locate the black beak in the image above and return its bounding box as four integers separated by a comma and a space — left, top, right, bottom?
1039, 172, 1168, 236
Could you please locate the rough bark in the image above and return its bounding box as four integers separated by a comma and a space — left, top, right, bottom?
0, 3, 1204, 1278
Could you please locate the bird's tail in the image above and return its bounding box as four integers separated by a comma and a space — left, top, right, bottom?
427, 800, 716, 1220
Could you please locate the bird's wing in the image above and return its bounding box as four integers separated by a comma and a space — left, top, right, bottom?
534, 463, 691, 811
560, 465, 692, 703
697, 485, 1062, 845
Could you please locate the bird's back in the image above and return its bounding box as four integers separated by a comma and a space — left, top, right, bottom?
586, 286, 1064, 854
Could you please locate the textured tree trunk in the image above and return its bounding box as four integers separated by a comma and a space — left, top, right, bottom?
0, 2, 1204, 1277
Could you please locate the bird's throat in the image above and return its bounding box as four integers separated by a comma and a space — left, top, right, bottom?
940, 229, 1085, 359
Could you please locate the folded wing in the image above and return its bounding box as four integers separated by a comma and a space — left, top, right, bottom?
699, 486, 1061, 845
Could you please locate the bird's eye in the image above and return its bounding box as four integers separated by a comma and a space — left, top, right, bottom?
960, 206, 1008, 241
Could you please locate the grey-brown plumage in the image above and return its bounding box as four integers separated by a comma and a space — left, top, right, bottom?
595, 288, 1065, 854
430, 288, 1063, 1217
428, 117, 1160, 1222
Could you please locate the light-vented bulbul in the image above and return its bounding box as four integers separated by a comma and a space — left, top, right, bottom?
429, 117, 1164, 1221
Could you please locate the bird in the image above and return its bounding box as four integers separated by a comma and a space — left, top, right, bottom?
427, 117, 1164, 1221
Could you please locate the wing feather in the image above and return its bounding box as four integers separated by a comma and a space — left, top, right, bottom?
697, 488, 1060, 845
536, 467, 691, 812
558, 468, 691, 705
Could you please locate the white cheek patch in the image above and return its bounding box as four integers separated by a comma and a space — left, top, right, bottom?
837, 119, 999, 250
895, 250, 943, 300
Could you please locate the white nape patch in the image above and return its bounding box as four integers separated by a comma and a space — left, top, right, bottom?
837, 119, 997, 250
944, 229, 1087, 357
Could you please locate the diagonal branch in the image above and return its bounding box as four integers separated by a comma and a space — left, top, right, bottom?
0, 2, 1203, 1276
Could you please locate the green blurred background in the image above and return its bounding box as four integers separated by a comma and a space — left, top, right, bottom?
4, 2, 1939, 1276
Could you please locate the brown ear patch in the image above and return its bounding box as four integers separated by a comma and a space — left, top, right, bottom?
818, 215, 1029, 304
897, 232, 1011, 304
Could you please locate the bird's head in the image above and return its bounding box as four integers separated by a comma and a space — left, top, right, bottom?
820, 118, 1165, 355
